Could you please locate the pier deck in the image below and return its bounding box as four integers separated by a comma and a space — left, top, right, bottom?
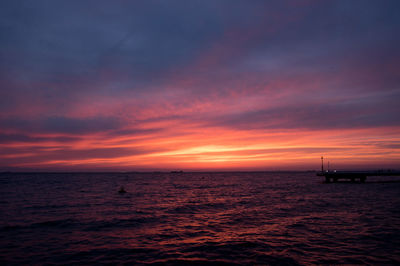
317, 170, 400, 183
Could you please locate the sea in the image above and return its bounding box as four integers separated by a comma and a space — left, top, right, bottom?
1, 172, 399, 265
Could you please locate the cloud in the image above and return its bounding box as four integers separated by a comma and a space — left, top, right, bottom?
0, 146, 159, 168
205, 90, 400, 130
0, 116, 121, 134
0, 133, 80, 143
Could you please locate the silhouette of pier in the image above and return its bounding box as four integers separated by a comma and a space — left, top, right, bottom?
317, 170, 400, 183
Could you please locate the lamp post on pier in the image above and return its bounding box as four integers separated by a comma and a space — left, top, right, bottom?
321, 156, 324, 172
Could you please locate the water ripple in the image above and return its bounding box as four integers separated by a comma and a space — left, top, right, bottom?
1, 172, 399, 264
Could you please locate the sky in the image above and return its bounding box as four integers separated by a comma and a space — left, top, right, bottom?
0, 0, 400, 171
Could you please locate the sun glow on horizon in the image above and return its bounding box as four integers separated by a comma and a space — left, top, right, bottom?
3, 125, 399, 171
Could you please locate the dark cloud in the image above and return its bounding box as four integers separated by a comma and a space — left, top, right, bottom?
206, 91, 400, 130
0, 1, 226, 83
0, 0, 398, 115
373, 142, 400, 150
0, 133, 80, 143
1, 0, 397, 86
0, 116, 121, 134
0, 146, 159, 167
107, 128, 165, 138
38, 147, 150, 160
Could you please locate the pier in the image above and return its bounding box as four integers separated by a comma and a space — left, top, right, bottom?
317, 156, 400, 183
317, 170, 400, 183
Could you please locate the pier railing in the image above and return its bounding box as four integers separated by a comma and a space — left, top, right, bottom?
317, 170, 400, 183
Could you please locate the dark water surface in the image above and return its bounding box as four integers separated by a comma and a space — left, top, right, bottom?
1, 172, 400, 265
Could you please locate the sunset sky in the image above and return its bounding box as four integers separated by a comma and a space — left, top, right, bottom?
1, 0, 399, 171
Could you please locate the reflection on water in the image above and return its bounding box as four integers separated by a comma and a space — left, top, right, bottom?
0, 172, 399, 264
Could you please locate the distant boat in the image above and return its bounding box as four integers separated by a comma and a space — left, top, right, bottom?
118, 186, 126, 194
170, 170, 183, 173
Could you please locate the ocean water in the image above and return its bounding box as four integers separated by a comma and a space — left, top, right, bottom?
1, 172, 399, 265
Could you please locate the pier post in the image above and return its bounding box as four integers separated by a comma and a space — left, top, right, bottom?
321, 156, 324, 172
